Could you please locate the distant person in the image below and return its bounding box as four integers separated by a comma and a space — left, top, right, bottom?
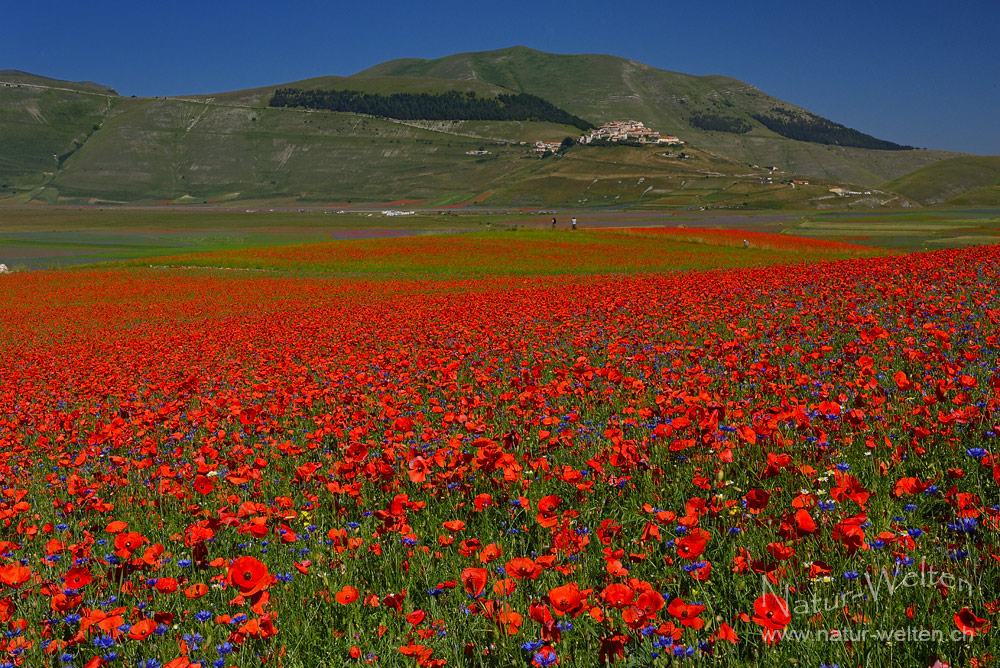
743, 239, 749, 249
551, 217, 556, 230
572, 217, 577, 230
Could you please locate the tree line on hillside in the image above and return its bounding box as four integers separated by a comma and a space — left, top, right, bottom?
750, 108, 914, 150
688, 111, 752, 134
269, 88, 594, 131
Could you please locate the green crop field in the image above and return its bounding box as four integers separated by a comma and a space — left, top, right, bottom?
2, 206, 998, 271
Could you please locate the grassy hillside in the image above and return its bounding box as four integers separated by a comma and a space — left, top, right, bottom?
483, 144, 905, 209
357, 47, 959, 185
4, 70, 874, 208
882, 156, 1000, 205
0, 78, 120, 191
0, 70, 117, 94
0, 54, 974, 207
48, 98, 561, 204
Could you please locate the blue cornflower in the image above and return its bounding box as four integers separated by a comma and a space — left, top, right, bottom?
533, 651, 558, 667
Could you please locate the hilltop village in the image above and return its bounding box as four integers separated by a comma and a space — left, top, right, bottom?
534, 120, 683, 153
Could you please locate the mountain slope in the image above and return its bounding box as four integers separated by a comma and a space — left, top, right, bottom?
883, 156, 1000, 205
0, 70, 117, 95
0, 54, 979, 207
48, 96, 559, 203
189, 75, 512, 107
0, 72, 121, 191
356, 47, 958, 185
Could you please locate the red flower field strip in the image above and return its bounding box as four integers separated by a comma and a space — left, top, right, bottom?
0, 243, 996, 667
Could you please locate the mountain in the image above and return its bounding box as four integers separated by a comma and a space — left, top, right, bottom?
355, 47, 959, 185
0, 51, 980, 208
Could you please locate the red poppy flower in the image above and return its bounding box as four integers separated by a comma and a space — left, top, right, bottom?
335, 585, 359, 605
192, 475, 214, 495
636, 590, 664, 615
715, 622, 739, 643
128, 618, 157, 641
185, 583, 208, 599
689, 561, 712, 581
667, 598, 706, 629
809, 560, 832, 578
744, 488, 770, 511
549, 582, 588, 617
676, 535, 706, 560
461, 567, 488, 599
64, 567, 92, 590
601, 583, 635, 609
752, 594, 791, 631
482, 600, 523, 635
479, 542, 502, 564
105, 521, 128, 534
493, 578, 517, 596
154, 577, 178, 594
0, 565, 31, 588
831, 514, 867, 553
954, 607, 991, 636
767, 542, 795, 561
227, 555, 270, 596
113, 531, 148, 558
505, 557, 543, 580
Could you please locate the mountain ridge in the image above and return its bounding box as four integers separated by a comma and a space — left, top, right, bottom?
0, 49, 979, 207
0, 69, 117, 95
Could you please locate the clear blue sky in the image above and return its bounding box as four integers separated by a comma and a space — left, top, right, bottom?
3, 0, 998, 154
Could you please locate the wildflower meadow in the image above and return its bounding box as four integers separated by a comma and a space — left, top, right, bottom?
0, 229, 996, 668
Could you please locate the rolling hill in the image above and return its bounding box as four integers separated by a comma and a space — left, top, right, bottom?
882, 156, 1000, 206
0, 49, 985, 207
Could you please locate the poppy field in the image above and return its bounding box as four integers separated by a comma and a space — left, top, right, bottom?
0, 227, 998, 668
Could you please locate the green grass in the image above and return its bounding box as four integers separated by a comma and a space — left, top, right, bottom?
883, 156, 1000, 205
0, 84, 118, 189
0, 208, 492, 269
788, 209, 1000, 249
